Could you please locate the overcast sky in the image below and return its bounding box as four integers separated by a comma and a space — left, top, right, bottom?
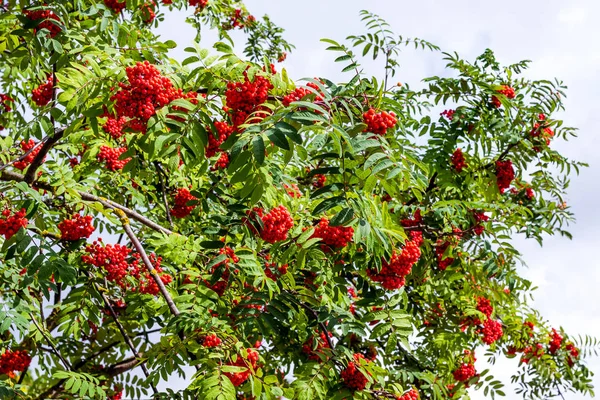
155, 1, 600, 398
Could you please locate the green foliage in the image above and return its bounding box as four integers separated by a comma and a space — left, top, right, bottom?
0, 1, 595, 400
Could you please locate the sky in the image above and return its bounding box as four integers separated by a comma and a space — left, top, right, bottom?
154, 1, 600, 398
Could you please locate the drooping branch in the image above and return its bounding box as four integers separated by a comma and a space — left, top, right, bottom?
0, 170, 174, 235
117, 210, 180, 317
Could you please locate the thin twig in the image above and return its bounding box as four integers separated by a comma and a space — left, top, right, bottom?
0, 137, 49, 172
29, 313, 72, 370
24, 126, 65, 184
117, 211, 180, 317
0, 170, 174, 235
154, 161, 174, 228
88, 273, 158, 395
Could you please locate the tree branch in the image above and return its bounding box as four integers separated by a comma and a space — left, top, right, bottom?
29, 313, 72, 370
0, 137, 49, 172
154, 161, 174, 228
23, 126, 65, 183
117, 211, 180, 317
87, 271, 158, 394
0, 170, 174, 235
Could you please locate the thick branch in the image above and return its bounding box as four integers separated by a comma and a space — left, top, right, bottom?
0, 170, 174, 235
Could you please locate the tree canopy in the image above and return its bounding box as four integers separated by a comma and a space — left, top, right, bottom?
0, 1, 596, 399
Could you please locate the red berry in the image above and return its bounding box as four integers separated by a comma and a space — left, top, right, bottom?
341, 353, 369, 391
451, 148, 466, 172
58, 214, 95, 241
495, 160, 515, 193
259, 205, 293, 243
363, 108, 397, 136
0, 208, 28, 240
311, 218, 354, 250
170, 188, 197, 218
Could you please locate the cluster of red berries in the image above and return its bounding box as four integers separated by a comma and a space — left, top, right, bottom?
476, 297, 493, 319
530, 113, 555, 147
549, 328, 563, 354
32, 75, 55, 107
311, 218, 354, 250
108, 388, 123, 400
111, 61, 191, 133
313, 173, 326, 189
23, 8, 61, 37
341, 353, 370, 391
264, 258, 288, 281
498, 85, 516, 99
137, 253, 172, 295
203, 334, 222, 348
284, 183, 302, 198
521, 343, 545, 364
206, 121, 234, 158
491, 85, 516, 108
495, 160, 515, 193
0, 208, 28, 240
211, 152, 229, 170
0, 93, 13, 121
203, 246, 238, 296
397, 388, 419, 400
140, 2, 156, 24
451, 148, 466, 172
368, 238, 421, 290
302, 331, 331, 361
82, 240, 170, 294
363, 108, 397, 136
104, 0, 126, 13
441, 109, 455, 121
224, 348, 259, 387
190, 0, 209, 8
435, 240, 454, 270
58, 214, 95, 241
224, 70, 273, 129
82, 239, 140, 285
253, 206, 293, 243
0, 350, 31, 378
97, 145, 130, 171
481, 319, 503, 345
453, 362, 476, 382
282, 82, 323, 107
103, 116, 127, 140
472, 211, 489, 235
170, 188, 197, 218
14, 139, 43, 171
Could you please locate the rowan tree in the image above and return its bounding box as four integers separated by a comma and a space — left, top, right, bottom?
0, 1, 597, 399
